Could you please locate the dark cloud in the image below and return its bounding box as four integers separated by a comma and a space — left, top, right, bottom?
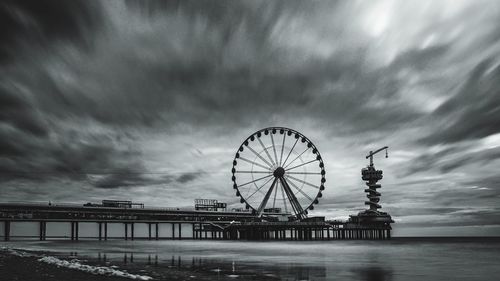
0, 0, 100, 62
176, 172, 201, 183
465, 175, 500, 192
421, 59, 500, 144
89, 171, 173, 189
0, 0, 424, 135
0, 123, 144, 184
388, 45, 450, 72
398, 145, 500, 176
0, 85, 48, 137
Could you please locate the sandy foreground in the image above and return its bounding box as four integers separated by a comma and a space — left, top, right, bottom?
0, 250, 134, 281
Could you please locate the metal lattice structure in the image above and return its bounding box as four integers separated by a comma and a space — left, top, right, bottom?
231, 127, 325, 221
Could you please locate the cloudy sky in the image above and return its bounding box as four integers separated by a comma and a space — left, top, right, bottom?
1, 0, 500, 236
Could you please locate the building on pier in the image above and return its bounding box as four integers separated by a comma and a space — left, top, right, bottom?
194, 199, 227, 211
83, 200, 145, 209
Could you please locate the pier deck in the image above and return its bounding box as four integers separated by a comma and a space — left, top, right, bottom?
0, 203, 391, 241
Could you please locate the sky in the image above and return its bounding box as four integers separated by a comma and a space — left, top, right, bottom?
1, 0, 500, 236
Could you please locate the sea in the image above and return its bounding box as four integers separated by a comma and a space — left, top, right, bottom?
1, 238, 499, 281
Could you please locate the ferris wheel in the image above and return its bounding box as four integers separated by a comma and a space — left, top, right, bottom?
231, 127, 326, 220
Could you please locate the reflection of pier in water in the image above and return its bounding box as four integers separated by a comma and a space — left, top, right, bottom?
93, 252, 331, 281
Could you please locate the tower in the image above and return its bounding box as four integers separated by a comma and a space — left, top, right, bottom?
362, 166, 383, 212
346, 146, 394, 237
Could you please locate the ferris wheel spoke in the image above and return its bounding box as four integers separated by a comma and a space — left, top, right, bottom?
238, 156, 271, 171
237, 174, 273, 188
286, 174, 319, 189
246, 176, 274, 199
279, 133, 286, 166
270, 133, 279, 165
246, 145, 274, 168
280, 183, 289, 214
272, 179, 279, 209
286, 171, 322, 175
286, 176, 314, 202
285, 159, 318, 172
279, 177, 305, 216
257, 137, 276, 167
283, 179, 301, 216
283, 147, 310, 169
235, 170, 272, 174
281, 138, 299, 168
257, 177, 278, 216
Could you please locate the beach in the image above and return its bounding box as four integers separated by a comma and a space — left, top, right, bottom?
0, 249, 131, 281
1, 238, 500, 281
0, 246, 283, 281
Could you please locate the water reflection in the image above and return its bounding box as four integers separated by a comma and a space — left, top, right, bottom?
169, 255, 181, 268
355, 266, 393, 281
92, 252, 333, 280
97, 252, 107, 262
10, 239, 499, 281
146, 254, 158, 266
88, 251, 396, 280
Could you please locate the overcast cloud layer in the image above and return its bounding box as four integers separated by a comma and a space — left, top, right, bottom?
1, 0, 500, 236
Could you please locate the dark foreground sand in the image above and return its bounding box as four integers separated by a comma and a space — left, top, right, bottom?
0, 251, 132, 281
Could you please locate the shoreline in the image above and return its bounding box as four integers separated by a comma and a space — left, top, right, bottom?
2, 238, 499, 281
0, 248, 137, 281
0, 247, 280, 281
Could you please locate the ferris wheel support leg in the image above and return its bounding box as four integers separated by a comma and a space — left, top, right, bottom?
256, 178, 278, 216
279, 177, 306, 220
280, 178, 297, 215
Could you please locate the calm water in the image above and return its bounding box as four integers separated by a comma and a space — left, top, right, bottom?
2, 238, 500, 280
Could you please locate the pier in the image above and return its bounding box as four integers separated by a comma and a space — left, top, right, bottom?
0, 128, 394, 242
0, 202, 391, 241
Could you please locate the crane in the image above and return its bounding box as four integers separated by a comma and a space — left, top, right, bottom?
366, 146, 388, 167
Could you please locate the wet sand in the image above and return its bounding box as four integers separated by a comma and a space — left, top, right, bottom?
0, 250, 131, 281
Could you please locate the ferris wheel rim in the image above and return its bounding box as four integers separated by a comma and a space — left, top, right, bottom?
231, 127, 326, 219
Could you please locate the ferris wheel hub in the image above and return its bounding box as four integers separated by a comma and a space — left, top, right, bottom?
273, 167, 285, 178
